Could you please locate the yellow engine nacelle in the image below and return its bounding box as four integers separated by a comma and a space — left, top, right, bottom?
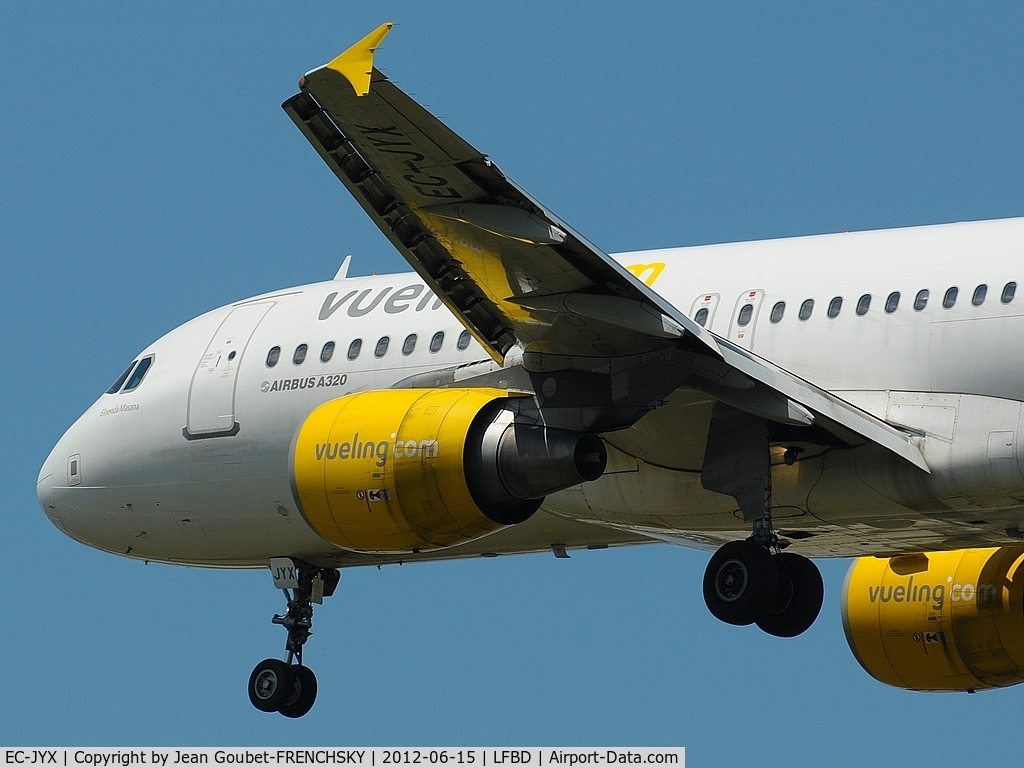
843, 547, 1024, 691
290, 388, 606, 553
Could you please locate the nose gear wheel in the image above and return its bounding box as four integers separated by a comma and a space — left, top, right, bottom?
278, 665, 318, 719
248, 659, 294, 712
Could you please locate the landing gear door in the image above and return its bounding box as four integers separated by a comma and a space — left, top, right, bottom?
689, 293, 720, 330
185, 301, 275, 439
728, 289, 765, 350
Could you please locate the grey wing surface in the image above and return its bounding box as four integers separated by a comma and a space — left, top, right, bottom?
283, 23, 928, 472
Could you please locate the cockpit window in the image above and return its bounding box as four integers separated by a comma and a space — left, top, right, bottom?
121, 355, 154, 392
107, 361, 138, 394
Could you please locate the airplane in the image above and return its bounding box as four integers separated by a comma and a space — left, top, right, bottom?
36, 22, 1024, 718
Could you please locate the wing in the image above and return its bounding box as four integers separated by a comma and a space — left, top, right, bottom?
283, 23, 928, 473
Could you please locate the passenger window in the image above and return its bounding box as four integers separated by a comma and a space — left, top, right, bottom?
798, 299, 814, 321
122, 355, 153, 392
972, 284, 988, 306
884, 292, 900, 314
107, 361, 138, 394
293, 344, 308, 365
856, 294, 871, 316
402, 334, 417, 356
320, 341, 335, 363
266, 347, 281, 368
737, 303, 753, 327
1002, 281, 1017, 304
769, 302, 785, 323
347, 339, 362, 360
695, 307, 710, 326
913, 289, 929, 311
943, 287, 958, 308
374, 336, 390, 358
457, 330, 472, 350
429, 331, 444, 353
827, 297, 842, 319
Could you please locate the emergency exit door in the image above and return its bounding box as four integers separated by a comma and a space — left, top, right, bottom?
728, 289, 765, 350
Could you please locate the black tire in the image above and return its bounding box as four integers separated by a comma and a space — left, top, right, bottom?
755, 553, 823, 638
768, 568, 794, 614
703, 540, 778, 625
278, 665, 318, 719
248, 659, 295, 712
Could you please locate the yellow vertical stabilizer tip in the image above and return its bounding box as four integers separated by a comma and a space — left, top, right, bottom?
325, 22, 394, 96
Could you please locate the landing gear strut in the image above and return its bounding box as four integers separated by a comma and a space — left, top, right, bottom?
700, 405, 823, 636
248, 558, 339, 718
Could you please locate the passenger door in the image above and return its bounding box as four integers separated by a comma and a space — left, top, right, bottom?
185, 302, 275, 438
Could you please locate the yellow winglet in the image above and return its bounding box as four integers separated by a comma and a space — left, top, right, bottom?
324, 22, 394, 96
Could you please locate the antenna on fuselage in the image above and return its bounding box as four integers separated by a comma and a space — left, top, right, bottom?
334, 255, 353, 280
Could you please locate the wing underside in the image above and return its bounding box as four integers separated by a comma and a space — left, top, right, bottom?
283, 23, 928, 473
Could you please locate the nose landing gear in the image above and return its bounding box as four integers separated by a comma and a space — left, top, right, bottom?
248, 558, 339, 718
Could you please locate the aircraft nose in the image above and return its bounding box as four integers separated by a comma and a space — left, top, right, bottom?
36, 395, 159, 553
36, 445, 63, 531
37, 420, 90, 538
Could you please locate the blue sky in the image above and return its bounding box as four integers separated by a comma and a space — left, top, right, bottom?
4, 1, 1024, 762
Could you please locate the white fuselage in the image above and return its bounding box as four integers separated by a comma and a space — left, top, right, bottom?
37, 217, 1024, 567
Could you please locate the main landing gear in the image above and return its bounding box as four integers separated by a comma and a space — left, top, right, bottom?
699, 405, 823, 636
248, 558, 340, 718
703, 536, 823, 637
